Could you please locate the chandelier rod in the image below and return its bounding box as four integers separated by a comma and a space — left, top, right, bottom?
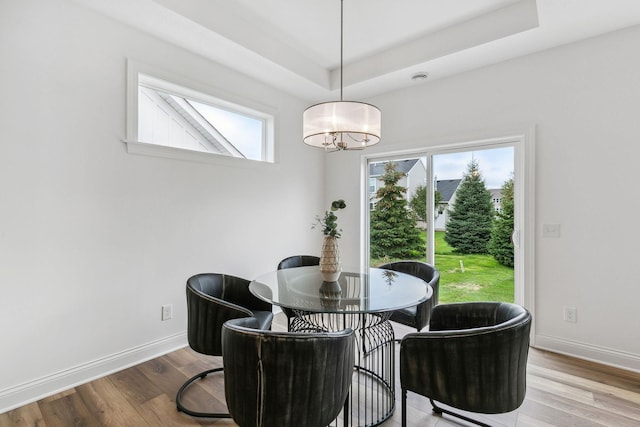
301, 0, 381, 150
340, 0, 343, 102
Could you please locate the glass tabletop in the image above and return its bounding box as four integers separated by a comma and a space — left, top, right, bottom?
250, 266, 431, 314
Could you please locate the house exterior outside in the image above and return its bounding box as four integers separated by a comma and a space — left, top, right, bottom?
368, 164, 503, 230
139, 86, 237, 155
434, 180, 502, 230
369, 159, 426, 208
434, 179, 461, 231
489, 188, 503, 214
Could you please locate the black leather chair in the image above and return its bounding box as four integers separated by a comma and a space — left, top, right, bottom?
400, 302, 532, 427
222, 317, 355, 427
176, 273, 273, 418
277, 255, 320, 331
379, 261, 439, 331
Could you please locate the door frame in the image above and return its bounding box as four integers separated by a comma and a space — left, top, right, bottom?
361, 129, 536, 341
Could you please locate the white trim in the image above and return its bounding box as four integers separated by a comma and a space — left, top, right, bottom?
126, 59, 277, 164
535, 334, 640, 374
520, 126, 536, 343
123, 139, 277, 170
360, 159, 370, 270
426, 155, 435, 265
0, 333, 187, 413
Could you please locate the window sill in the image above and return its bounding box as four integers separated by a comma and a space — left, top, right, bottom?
123, 139, 276, 167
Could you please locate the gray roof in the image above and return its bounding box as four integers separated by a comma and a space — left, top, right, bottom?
488, 188, 502, 198
435, 179, 461, 202
369, 159, 420, 177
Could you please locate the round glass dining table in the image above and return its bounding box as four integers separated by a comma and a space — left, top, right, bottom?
250, 266, 432, 427
250, 265, 430, 314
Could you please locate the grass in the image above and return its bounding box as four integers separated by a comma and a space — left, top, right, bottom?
371, 231, 514, 303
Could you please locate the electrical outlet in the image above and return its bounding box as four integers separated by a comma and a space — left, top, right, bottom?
162, 304, 173, 321
564, 306, 577, 323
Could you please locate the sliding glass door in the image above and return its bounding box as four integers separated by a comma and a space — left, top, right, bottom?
366, 140, 522, 304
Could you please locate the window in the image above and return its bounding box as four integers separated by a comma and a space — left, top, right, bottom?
126, 61, 275, 164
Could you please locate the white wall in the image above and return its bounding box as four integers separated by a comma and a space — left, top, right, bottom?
327, 25, 640, 371
0, 0, 324, 411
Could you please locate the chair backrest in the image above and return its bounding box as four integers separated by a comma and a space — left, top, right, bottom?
429, 301, 526, 331
222, 317, 355, 427
401, 302, 531, 414
379, 261, 439, 305
186, 273, 271, 357
277, 255, 320, 270
276, 256, 321, 323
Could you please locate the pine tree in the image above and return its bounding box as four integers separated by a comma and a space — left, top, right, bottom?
409, 185, 427, 222
489, 178, 514, 267
409, 184, 442, 223
370, 162, 424, 259
444, 160, 494, 254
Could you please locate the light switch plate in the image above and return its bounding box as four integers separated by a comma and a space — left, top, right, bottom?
542, 223, 560, 238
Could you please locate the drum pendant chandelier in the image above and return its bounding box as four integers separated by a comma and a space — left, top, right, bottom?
303, 0, 381, 151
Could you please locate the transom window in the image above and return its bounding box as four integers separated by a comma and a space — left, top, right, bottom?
126, 61, 275, 164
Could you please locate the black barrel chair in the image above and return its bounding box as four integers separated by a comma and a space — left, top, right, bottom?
277, 255, 320, 331
176, 273, 273, 418
222, 317, 355, 427
379, 261, 440, 331
400, 302, 532, 427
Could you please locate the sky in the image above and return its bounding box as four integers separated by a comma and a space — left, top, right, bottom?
433, 146, 514, 189
190, 100, 264, 161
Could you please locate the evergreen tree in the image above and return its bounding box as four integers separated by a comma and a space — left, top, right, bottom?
444, 160, 494, 254
489, 178, 514, 267
409, 184, 441, 223
370, 162, 424, 259
409, 185, 427, 222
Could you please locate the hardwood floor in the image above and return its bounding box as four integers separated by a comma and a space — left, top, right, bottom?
2, 313, 639, 426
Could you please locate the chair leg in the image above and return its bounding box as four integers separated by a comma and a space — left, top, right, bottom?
343, 390, 350, 427
430, 398, 443, 414
176, 367, 232, 418
401, 389, 407, 427
429, 399, 491, 427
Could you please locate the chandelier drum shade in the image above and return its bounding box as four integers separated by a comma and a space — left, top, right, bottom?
303, 101, 381, 150
303, 0, 382, 151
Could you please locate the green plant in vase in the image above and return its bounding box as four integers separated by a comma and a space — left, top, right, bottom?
313, 199, 346, 281
314, 199, 347, 237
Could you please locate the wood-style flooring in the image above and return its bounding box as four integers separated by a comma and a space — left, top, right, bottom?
1, 313, 639, 426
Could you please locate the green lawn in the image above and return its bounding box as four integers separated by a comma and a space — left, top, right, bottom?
371, 231, 514, 303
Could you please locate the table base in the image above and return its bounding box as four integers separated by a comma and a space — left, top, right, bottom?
291, 311, 395, 427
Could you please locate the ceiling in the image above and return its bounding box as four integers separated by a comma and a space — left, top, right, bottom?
74, 0, 640, 102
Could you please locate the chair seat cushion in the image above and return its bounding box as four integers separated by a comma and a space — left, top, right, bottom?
252, 310, 274, 330
390, 306, 417, 328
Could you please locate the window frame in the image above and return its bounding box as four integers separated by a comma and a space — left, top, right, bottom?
125, 59, 277, 166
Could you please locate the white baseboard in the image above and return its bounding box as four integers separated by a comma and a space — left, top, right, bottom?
0, 332, 188, 414
534, 334, 640, 374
